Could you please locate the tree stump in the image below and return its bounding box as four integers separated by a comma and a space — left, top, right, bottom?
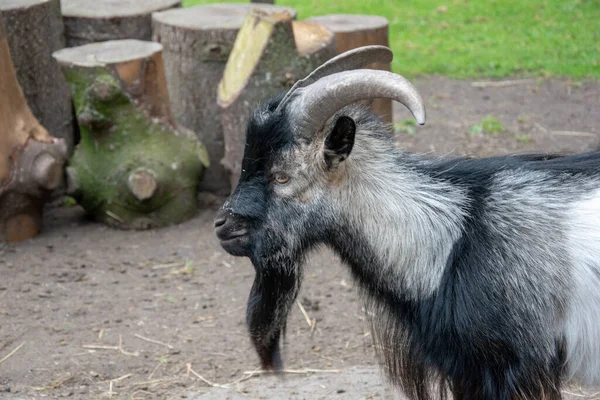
0, 0, 75, 153
217, 11, 336, 189
61, 0, 181, 47
152, 3, 297, 195
308, 14, 392, 123
52, 40, 210, 230
0, 15, 69, 242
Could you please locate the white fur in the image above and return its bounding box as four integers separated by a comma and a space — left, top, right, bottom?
564, 188, 600, 385
335, 135, 467, 298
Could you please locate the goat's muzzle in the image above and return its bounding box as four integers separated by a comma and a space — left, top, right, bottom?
214, 208, 252, 257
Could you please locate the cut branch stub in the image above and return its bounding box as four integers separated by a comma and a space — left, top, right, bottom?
152, 3, 297, 195
0, 12, 69, 242
53, 40, 210, 230
61, 0, 181, 47
307, 14, 392, 123
31, 151, 64, 192
217, 10, 336, 188
128, 169, 158, 201
0, 0, 75, 153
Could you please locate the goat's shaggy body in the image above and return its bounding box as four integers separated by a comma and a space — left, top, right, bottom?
326, 111, 600, 398
215, 61, 600, 400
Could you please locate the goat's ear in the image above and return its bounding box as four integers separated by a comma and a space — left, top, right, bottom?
324, 116, 356, 169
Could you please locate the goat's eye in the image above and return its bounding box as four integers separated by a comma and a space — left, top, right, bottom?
274, 173, 290, 184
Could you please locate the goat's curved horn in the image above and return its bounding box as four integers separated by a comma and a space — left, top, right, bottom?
288, 69, 426, 135
275, 45, 393, 113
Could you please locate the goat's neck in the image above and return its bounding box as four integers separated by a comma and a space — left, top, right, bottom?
329, 143, 467, 299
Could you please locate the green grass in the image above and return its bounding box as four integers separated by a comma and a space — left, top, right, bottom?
394, 119, 417, 135
516, 134, 532, 143
469, 115, 504, 135
481, 115, 504, 134
182, 0, 600, 79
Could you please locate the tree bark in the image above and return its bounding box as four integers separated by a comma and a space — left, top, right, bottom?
0, 14, 69, 242
152, 3, 297, 195
308, 14, 393, 123
0, 0, 75, 153
217, 11, 336, 189
52, 40, 210, 230
61, 0, 181, 47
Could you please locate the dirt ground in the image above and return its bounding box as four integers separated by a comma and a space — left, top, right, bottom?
1, 77, 599, 400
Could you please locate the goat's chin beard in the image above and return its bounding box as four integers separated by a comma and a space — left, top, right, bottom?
246, 254, 302, 371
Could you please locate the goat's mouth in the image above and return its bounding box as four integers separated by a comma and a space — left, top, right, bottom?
218, 232, 252, 256
215, 227, 253, 257
214, 210, 254, 257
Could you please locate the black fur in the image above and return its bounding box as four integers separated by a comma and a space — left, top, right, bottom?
221, 94, 330, 372
241, 93, 294, 182
246, 255, 299, 371
218, 94, 294, 257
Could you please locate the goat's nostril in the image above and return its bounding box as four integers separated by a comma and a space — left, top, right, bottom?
214, 215, 227, 228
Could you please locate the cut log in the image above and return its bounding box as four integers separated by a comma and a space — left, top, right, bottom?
152, 3, 297, 195
1, 0, 75, 153
0, 14, 69, 242
307, 14, 392, 123
52, 40, 210, 230
217, 11, 336, 189
61, 0, 181, 47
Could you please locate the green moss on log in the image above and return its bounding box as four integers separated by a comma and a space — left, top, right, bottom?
66, 68, 209, 229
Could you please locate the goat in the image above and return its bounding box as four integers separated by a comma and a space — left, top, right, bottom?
214, 45, 600, 400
